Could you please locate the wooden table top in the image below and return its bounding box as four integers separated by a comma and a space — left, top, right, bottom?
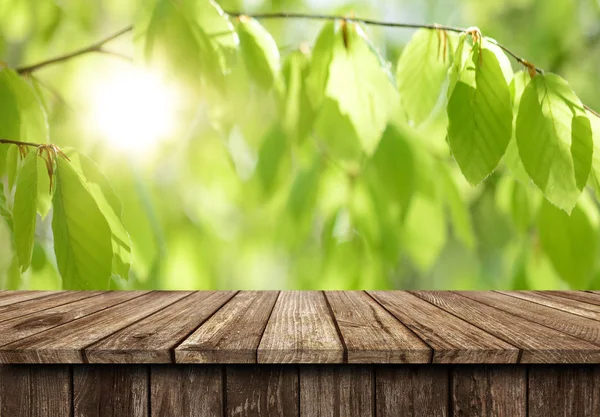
0, 290, 598, 364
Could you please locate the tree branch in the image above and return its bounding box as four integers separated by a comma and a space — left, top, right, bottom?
16, 25, 133, 74
7, 11, 600, 118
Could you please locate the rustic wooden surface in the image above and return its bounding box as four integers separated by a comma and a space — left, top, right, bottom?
0, 290, 597, 364
2, 364, 598, 416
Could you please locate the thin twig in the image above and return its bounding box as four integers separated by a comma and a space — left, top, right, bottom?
0, 139, 42, 148
16, 25, 133, 74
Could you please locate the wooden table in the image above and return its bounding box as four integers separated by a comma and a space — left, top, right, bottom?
0, 290, 599, 416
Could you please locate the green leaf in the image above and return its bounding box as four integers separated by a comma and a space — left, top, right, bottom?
447, 40, 513, 185
12, 151, 37, 271
306, 21, 336, 106
537, 198, 597, 288
401, 189, 447, 272
588, 113, 600, 196
0, 215, 14, 285
396, 29, 452, 126
0, 68, 48, 144
287, 159, 322, 221
282, 50, 315, 142
66, 151, 132, 280
256, 125, 288, 195
439, 164, 475, 249
6, 144, 19, 192
36, 155, 52, 219
52, 157, 113, 289
195, 0, 238, 51
367, 125, 415, 215
515, 73, 592, 212
138, 0, 224, 89
0, 182, 12, 230
5, 70, 49, 143
320, 23, 397, 155
236, 16, 280, 90
0, 70, 21, 143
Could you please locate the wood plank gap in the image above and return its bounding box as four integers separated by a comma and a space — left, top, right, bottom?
323, 291, 348, 364
70, 365, 75, 417
409, 291, 524, 362
147, 365, 151, 417
0, 291, 150, 350
525, 366, 529, 416
448, 367, 453, 417
222, 366, 227, 417
365, 291, 436, 364
255, 291, 281, 363
168, 291, 240, 363
79, 291, 195, 353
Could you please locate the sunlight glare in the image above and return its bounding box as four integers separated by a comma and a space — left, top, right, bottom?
87, 67, 180, 155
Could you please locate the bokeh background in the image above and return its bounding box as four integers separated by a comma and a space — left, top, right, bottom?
1, 0, 599, 290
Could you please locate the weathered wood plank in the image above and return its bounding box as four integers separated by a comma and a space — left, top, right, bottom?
73, 365, 148, 417
369, 291, 518, 363
452, 366, 526, 416
0, 292, 57, 308
412, 291, 600, 363
529, 366, 600, 417
462, 291, 600, 346
151, 365, 223, 417
0, 365, 71, 416
86, 291, 236, 363
0, 292, 100, 324
498, 291, 600, 321
0, 291, 148, 352
376, 366, 448, 417
325, 291, 430, 363
0, 292, 189, 363
226, 365, 298, 417
300, 366, 372, 417
258, 292, 344, 364
176, 291, 279, 363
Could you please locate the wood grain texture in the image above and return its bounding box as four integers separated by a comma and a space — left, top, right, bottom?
529, 366, 600, 417
0, 291, 145, 350
73, 365, 148, 417
258, 292, 344, 364
462, 291, 600, 346
412, 291, 600, 363
0, 292, 100, 324
86, 291, 236, 363
498, 291, 600, 321
226, 365, 298, 417
0, 365, 71, 417
0, 292, 56, 308
0, 292, 189, 363
452, 366, 526, 417
151, 365, 223, 417
300, 366, 372, 417
177, 291, 279, 363
369, 291, 518, 363
325, 291, 430, 363
376, 365, 448, 417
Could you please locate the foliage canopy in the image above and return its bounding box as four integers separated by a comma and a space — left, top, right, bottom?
1, 0, 600, 290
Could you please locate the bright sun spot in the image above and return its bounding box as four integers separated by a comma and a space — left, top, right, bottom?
87, 67, 180, 155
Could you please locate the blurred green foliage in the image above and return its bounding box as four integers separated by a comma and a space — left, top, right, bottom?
0, 0, 600, 290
